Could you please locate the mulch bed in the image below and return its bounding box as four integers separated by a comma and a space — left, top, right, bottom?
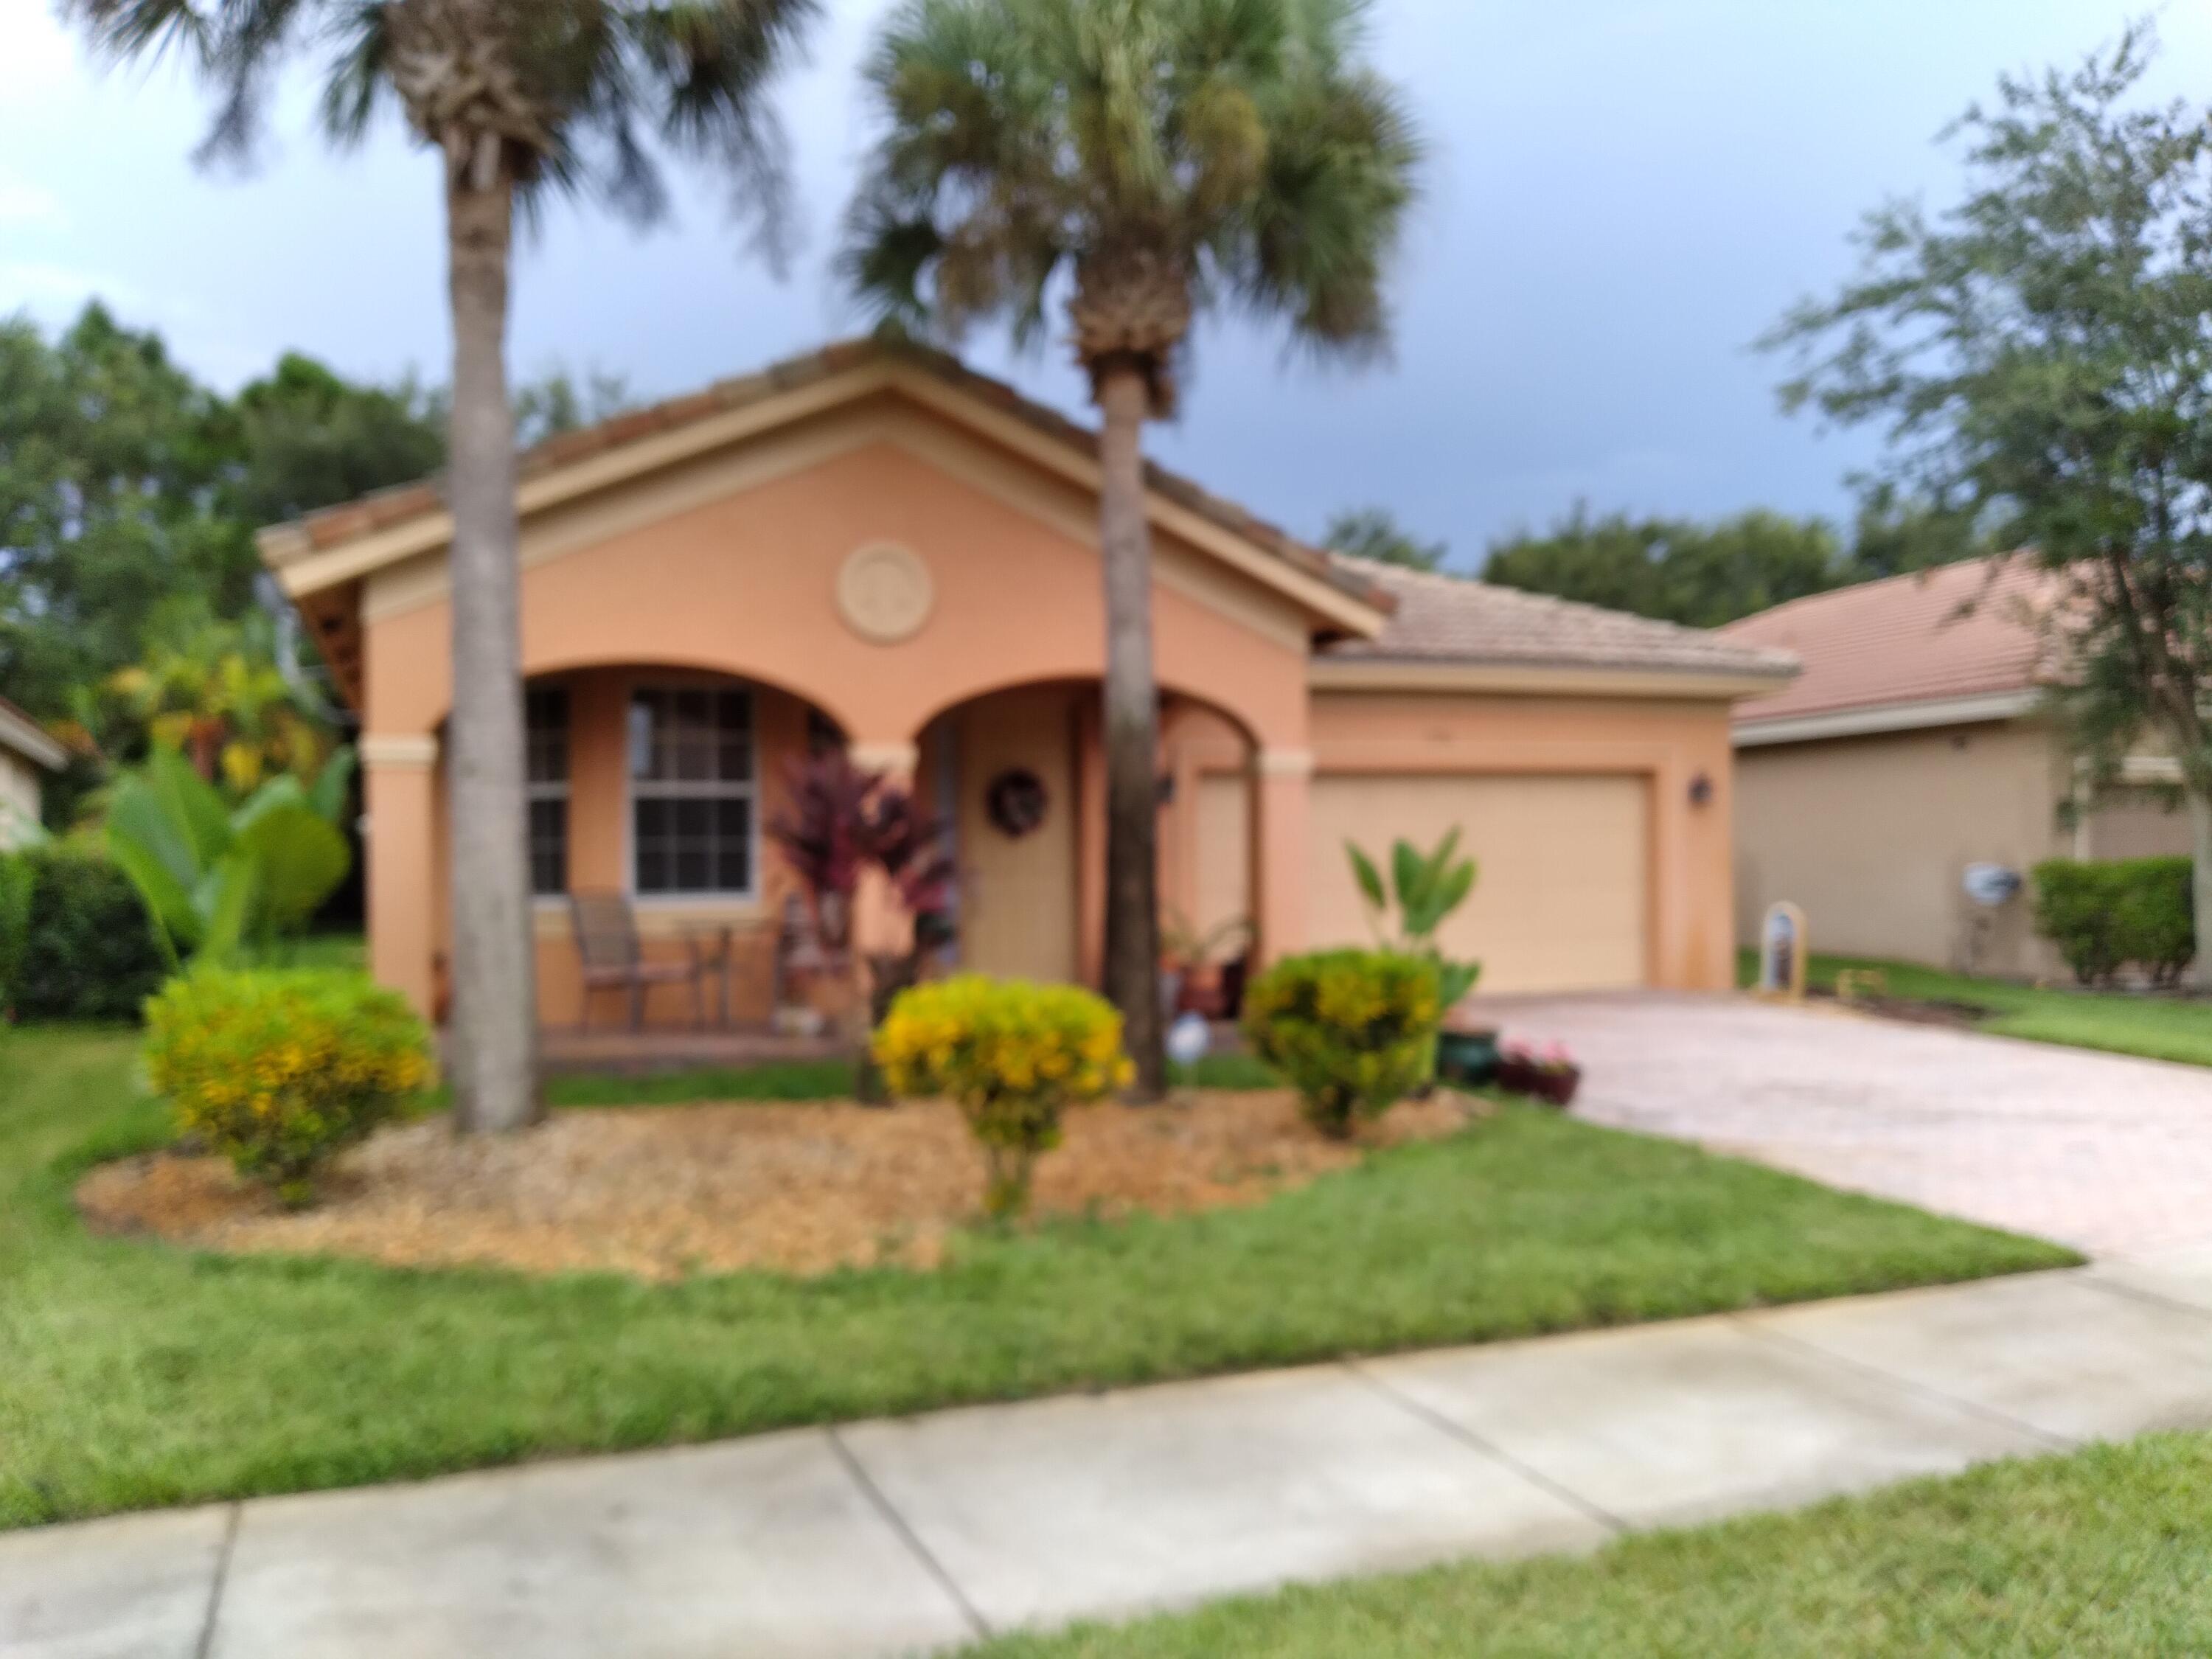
77, 1089, 1484, 1282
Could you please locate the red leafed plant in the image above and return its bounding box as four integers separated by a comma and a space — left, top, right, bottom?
767, 753, 956, 1099
766, 753, 954, 948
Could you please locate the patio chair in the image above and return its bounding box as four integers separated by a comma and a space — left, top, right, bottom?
568, 891, 715, 1032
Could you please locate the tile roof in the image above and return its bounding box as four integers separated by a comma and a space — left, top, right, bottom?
262, 336, 1393, 618
1320, 556, 1800, 678
1721, 555, 2062, 725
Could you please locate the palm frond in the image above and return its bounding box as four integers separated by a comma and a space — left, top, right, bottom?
842, 0, 1421, 386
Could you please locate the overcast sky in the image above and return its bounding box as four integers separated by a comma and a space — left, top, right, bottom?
1, 1, 2205, 568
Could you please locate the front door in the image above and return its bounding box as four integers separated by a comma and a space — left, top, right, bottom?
956, 686, 1079, 982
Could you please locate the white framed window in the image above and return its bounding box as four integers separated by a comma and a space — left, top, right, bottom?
629, 684, 757, 897
525, 686, 570, 898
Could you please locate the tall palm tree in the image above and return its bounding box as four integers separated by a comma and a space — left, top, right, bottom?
66, 0, 818, 1133
843, 0, 1420, 1096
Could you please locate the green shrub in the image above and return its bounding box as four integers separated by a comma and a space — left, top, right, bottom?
0, 846, 169, 1022
1242, 950, 1442, 1139
144, 968, 436, 1207
2031, 858, 2196, 987
873, 975, 1131, 1219
2112, 857, 2196, 985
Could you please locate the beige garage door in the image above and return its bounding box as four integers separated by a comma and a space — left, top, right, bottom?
1309, 773, 1650, 994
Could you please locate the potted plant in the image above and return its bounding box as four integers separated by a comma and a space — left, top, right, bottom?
1495, 1041, 1582, 1107
1159, 911, 1253, 1020
1346, 831, 1488, 1078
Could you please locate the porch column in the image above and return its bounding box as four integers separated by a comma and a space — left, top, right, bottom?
1252, 748, 1312, 967
361, 734, 440, 1019
852, 740, 920, 961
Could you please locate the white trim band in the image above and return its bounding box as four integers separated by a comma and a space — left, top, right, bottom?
360, 734, 440, 770
1257, 748, 1315, 777
1733, 689, 2041, 748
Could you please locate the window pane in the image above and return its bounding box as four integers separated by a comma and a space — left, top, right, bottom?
675, 844, 709, 891
526, 688, 569, 786
529, 799, 567, 897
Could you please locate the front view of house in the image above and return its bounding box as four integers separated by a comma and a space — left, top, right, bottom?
261, 340, 1793, 1028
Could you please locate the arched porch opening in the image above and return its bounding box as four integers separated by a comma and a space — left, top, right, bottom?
417, 662, 851, 1034
910, 677, 1263, 995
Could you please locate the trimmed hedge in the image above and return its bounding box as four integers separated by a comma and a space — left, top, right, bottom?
0, 846, 169, 1022
2030, 857, 2196, 987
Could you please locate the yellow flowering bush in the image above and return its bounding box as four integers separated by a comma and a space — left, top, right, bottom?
145, 968, 436, 1208
1242, 950, 1441, 1139
873, 975, 1132, 1219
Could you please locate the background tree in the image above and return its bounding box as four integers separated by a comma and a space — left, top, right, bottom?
1845, 483, 2002, 582
846, 0, 1420, 1095
69, 0, 820, 1134
0, 305, 248, 720
1483, 504, 1843, 627
1768, 25, 2212, 990
1324, 506, 1445, 572
232, 353, 447, 530
513, 364, 635, 447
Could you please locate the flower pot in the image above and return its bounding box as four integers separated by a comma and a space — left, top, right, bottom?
1435, 1026, 1500, 1088
1496, 1056, 1581, 1108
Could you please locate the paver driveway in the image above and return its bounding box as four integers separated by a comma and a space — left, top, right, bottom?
1486, 992, 2212, 1262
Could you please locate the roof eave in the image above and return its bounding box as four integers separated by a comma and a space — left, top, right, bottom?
0, 701, 68, 771
1310, 656, 1800, 700
257, 343, 1392, 641
1733, 687, 2042, 748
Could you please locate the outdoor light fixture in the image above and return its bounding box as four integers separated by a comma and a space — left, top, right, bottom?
1688, 771, 1715, 807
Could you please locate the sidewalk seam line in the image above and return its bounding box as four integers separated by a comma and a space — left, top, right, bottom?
1343, 1361, 1629, 1535
1728, 1316, 2076, 1452
827, 1427, 992, 1644
192, 1503, 242, 1659
2075, 1272, 2212, 1326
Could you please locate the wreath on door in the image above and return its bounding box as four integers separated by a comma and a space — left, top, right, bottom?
985, 768, 1048, 838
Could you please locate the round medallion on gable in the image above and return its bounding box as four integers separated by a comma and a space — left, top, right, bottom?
836, 543, 935, 644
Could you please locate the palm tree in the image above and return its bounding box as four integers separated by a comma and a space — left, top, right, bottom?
844, 0, 1420, 1096
67, 0, 818, 1133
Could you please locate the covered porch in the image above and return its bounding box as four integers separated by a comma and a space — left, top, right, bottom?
372, 658, 1293, 1045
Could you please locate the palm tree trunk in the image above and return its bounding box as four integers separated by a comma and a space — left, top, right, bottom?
442, 147, 541, 1133
1094, 362, 1166, 1100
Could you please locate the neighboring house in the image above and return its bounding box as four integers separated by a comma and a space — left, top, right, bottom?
260, 339, 1792, 1029
0, 696, 65, 850
1723, 557, 2192, 979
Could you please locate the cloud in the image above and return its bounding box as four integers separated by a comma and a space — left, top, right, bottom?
0, 178, 63, 229
0, 11, 78, 105
0, 260, 144, 314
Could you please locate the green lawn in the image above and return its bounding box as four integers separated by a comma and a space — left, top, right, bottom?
1739, 949, 2212, 1070
967, 1431, 2212, 1658
0, 1025, 2071, 1531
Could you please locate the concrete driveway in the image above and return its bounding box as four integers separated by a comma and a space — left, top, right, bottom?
1485, 992, 2212, 1262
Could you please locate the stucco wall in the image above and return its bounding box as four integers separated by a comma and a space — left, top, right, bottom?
1302, 690, 1739, 992
1733, 719, 2075, 978
2084, 787, 2196, 862
0, 748, 41, 849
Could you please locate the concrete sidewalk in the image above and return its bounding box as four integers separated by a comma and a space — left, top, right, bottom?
13, 1262, 2212, 1659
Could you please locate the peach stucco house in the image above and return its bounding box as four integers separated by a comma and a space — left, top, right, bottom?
259, 340, 1793, 1030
